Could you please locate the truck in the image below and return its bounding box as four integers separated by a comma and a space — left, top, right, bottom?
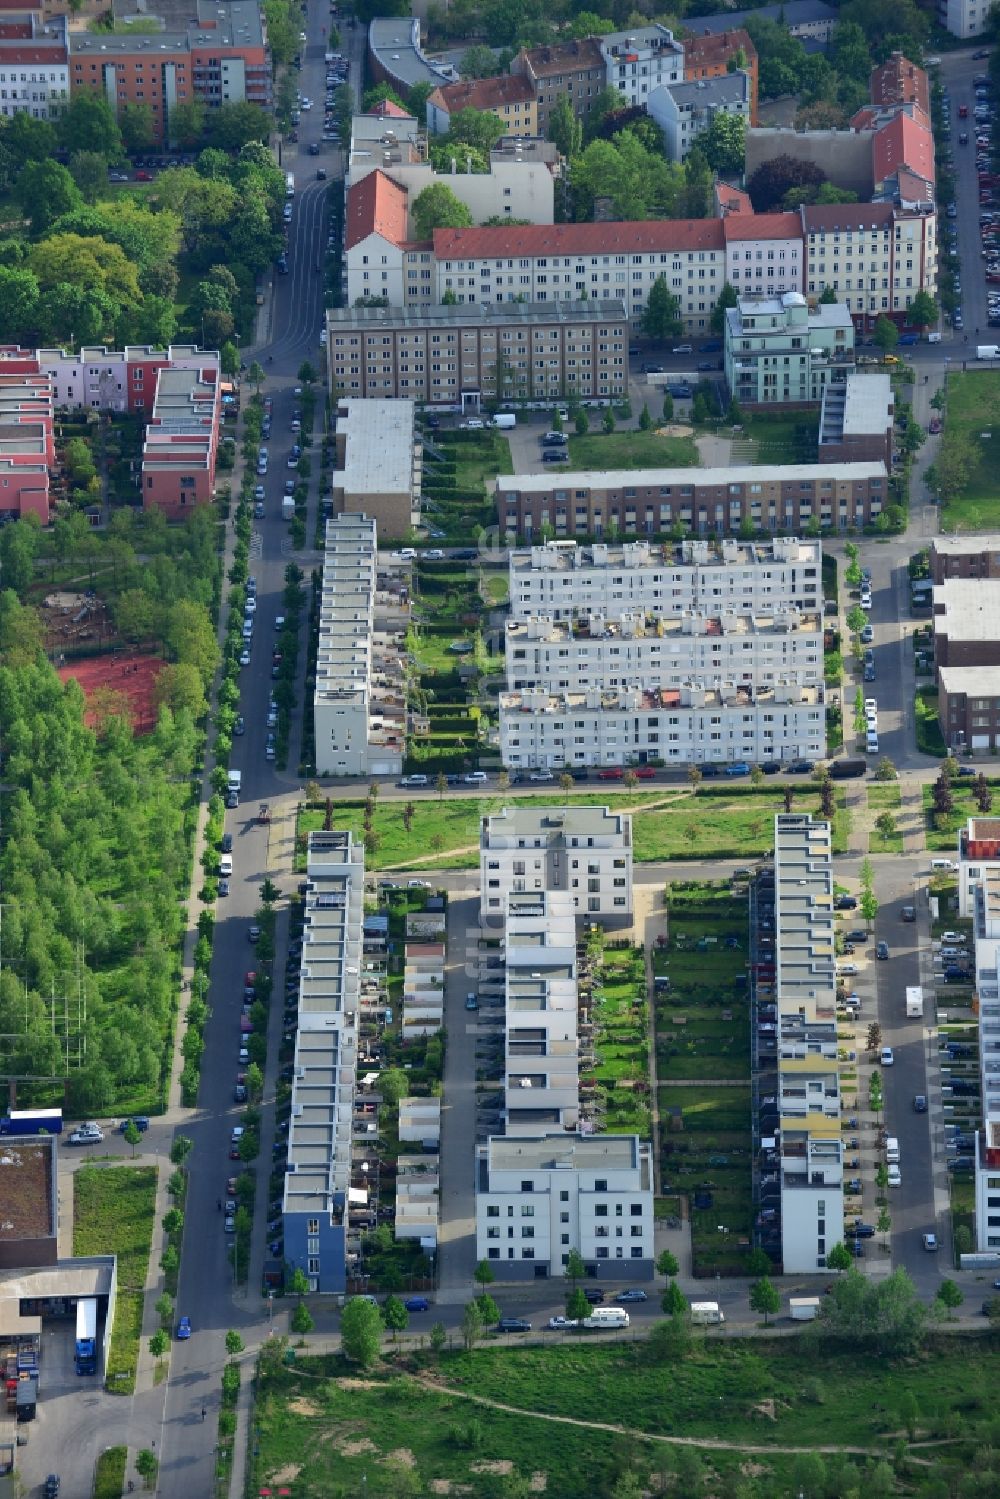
285, 171, 295, 199
226, 768, 241, 809
830, 759, 866, 780
690, 1301, 724, 1325
977, 345, 1000, 359
282, 495, 296, 520
15, 1374, 37, 1422
789, 1296, 820, 1321
491, 412, 516, 429
906, 985, 924, 1018
75, 1297, 98, 1375
581, 1307, 630, 1329
0, 1108, 63, 1136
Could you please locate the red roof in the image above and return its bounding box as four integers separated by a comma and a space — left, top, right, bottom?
872, 113, 934, 188
431, 74, 534, 115
369, 99, 411, 119
515, 37, 605, 79
801, 203, 895, 232
345, 169, 410, 251
721, 211, 801, 243
683, 28, 756, 73
714, 182, 752, 216
870, 51, 929, 115
433, 218, 725, 260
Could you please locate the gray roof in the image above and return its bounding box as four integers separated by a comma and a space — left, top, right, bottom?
939, 666, 1000, 699
74, 0, 263, 53
368, 16, 456, 90
327, 298, 627, 333
684, 0, 836, 35
934, 580, 1000, 641
500, 461, 885, 493
666, 72, 749, 110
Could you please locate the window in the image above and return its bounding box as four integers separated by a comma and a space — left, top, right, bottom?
487, 1205, 499, 1218
307, 1218, 319, 1234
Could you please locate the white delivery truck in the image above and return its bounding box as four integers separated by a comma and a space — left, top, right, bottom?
491, 412, 516, 429
285, 172, 295, 199
581, 1308, 630, 1330
906, 985, 923, 1018
226, 768, 242, 807
977, 345, 1000, 360
282, 495, 296, 520
690, 1301, 724, 1325
789, 1297, 820, 1321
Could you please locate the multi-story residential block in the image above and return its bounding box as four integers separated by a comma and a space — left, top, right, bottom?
326, 299, 628, 408
502, 890, 581, 1136
475, 1132, 655, 1280
508, 536, 824, 621
870, 52, 930, 117
432, 219, 727, 329
480, 804, 633, 925
69, 0, 270, 146
332, 398, 420, 539
367, 15, 455, 96
818, 372, 893, 468
373, 151, 556, 228
958, 814, 1000, 916
496, 460, 887, 539
505, 607, 823, 692
510, 38, 606, 134
0, 359, 53, 522
682, 28, 758, 125
347, 107, 424, 188
684, 1, 837, 44
931, 534, 1000, 583
939, 0, 988, 39
282, 830, 365, 1294
499, 681, 826, 771
141, 362, 220, 519
38, 342, 218, 413
939, 669, 1000, 754
724, 292, 854, 409
722, 212, 804, 299
426, 73, 537, 136
0, 13, 67, 120
313, 514, 406, 778
770, 813, 844, 1273
933, 580, 1000, 670
345, 169, 411, 308
802, 202, 937, 330
598, 25, 683, 107
649, 71, 750, 163
952, 827, 1000, 1246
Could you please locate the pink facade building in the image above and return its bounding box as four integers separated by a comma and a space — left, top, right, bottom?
141, 364, 221, 520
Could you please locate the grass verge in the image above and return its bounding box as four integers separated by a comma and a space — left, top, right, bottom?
74, 1164, 157, 1394
915, 686, 947, 757
923, 776, 1000, 849
93, 1445, 127, 1499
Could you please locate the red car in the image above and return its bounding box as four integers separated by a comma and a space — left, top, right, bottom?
134, 169, 153, 180
633, 766, 657, 779
928, 418, 942, 434
228, 1143, 241, 1160
598, 767, 623, 780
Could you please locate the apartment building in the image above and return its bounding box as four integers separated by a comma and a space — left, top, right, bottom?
432, 220, 727, 331
496, 460, 887, 540
313, 513, 406, 778
475, 1132, 655, 1280
771, 813, 844, 1274
818, 371, 893, 468
0, 13, 67, 120
870, 52, 930, 117
939, 669, 1000, 754
649, 72, 750, 163
510, 38, 605, 134
327, 299, 627, 409
684, 0, 837, 43
502, 890, 581, 1137
332, 398, 420, 539
598, 24, 683, 107
69, 0, 270, 146
505, 607, 823, 693
938, 0, 988, 39
141, 362, 221, 518
282, 830, 365, 1295
367, 15, 455, 96
958, 815, 1000, 916
37, 342, 219, 414
724, 292, 855, 409
954, 838, 1000, 1246
480, 804, 632, 925
933, 580, 1000, 670
801, 202, 937, 330
931, 534, 1000, 583
347, 108, 423, 188
426, 74, 536, 136
508, 537, 824, 622
499, 681, 826, 771
682, 28, 758, 125
723, 212, 804, 299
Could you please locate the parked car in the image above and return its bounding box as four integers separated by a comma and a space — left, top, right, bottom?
176, 1315, 192, 1339
497, 1317, 531, 1332
404, 1296, 430, 1312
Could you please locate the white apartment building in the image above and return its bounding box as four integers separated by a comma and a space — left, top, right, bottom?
772, 813, 844, 1273
499, 682, 826, 771
313, 513, 405, 778
508, 537, 824, 623
599, 25, 683, 106
802, 203, 937, 326
505, 608, 823, 692
648, 72, 750, 163
283, 830, 365, 1294
503, 890, 581, 1138
938, 0, 987, 38
0, 23, 69, 121
475, 1133, 655, 1280
480, 804, 632, 925
723, 213, 805, 300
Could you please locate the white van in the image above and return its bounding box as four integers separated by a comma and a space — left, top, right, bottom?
885, 1136, 900, 1164
219, 854, 233, 878
582, 1307, 629, 1329
866, 731, 879, 755
931, 858, 958, 872
491, 412, 516, 429
690, 1301, 724, 1325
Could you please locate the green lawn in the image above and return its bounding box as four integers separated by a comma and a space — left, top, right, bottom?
73, 1165, 157, 1394
93, 1445, 128, 1499
566, 427, 698, 470
739, 412, 820, 465
923, 777, 999, 848
915, 686, 947, 757
590, 942, 650, 1135
867, 784, 902, 809
938, 369, 1000, 529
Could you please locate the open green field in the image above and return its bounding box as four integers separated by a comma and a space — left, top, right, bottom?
868, 783, 902, 810
923, 776, 1000, 849
740, 411, 820, 465
73, 1165, 157, 1393
938, 369, 1000, 529
566, 427, 698, 470
297, 783, 849, 871
253, 1336, 1000, 1497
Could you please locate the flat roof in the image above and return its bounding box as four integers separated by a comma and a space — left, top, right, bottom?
73, 0, 264, 52
483, 804, 630, 842
933, 533, 1000, 554
336, 399, 415, 497
499, 462, 885, 493
939, 666, 1000, 698
0, 1257, 115, 1301
327, 299, 627, 333
934, 579, 1000, 641
486, 1133, 641, 1171
368, 16, 454, 89
510, 536, 822, 573
838, 372, 892, 434
0, 1137, 53, 1241
664, 72, 748, 107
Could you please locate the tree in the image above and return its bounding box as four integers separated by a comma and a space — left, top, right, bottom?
877, 1205, 892, 1242
975, 772, 994, 812
642, 275, 682, 340
207, 102, 271, 151
661, 1279, 687, 1317
69, 151, 110, 205
846, 604, 867, 637
647, 1315, 691, 1363
817, 1267, 925, 1355
873, 314, 899, 358
412, 182, 473, 240
155, 1292, 174, 1327
564, 1248, 586, 1289
287, 1266, 310, 1299
119, 103, 155, 155
123, 1119, 142, 1157
461, 44, 500, 79
906, 290, 937, 333
475, 1292, 500, 1326
135, 1450, 159, 1491
874, 811, 896, 846
58, 93, 123, 159
566, 1286, 591, 1323
826, 1241, 852, 1273
170, 99, 207, 151
698, 112, 746, 175
656, 1249, 679, 1280
461, 1300, 484, 1351
875, 756, 897, 782
747, 153, 824, 212
170, 1135, 193, 1167
936, 1278, 963, 1313
340, 1298, 383, 1366
548, 94, 582, 159
382, 1294, 409, 1340
149, 1328, 169, 1360
15, 158, 81, 234
749, 1275, 780, 1325
602, 406, 615, 434
474, 1259, 496, 1293
638, 403, 652, 431
859, 886, 879, 927
291, 1301, 314, 1336
224, 1329, 245, 1356
661, 391, 674, 421
429, 1321, 447, 1355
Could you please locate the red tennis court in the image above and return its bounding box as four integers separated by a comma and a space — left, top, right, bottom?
57, 651, 164, 736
